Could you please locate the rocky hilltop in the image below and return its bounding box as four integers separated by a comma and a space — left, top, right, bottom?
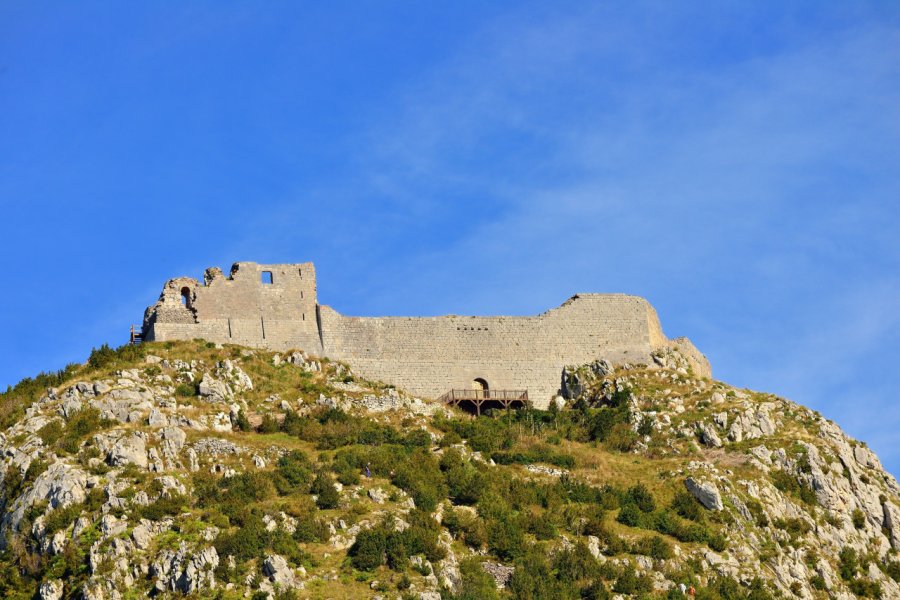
1, 341, 899, 600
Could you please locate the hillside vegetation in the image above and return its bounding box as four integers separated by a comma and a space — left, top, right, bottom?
0, 340, 898, 600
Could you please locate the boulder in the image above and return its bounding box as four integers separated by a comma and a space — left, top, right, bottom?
728, 403, 777, 442
586, 535, 604, 561
368, 488, 388, 504
108, 433, 148, 468
132, 522, 154, 550
218, 360, 253, 391
160, 426, 187, 456
685, 477, 724, 511
148, 409, 168, 427
152, 543, 218, 594
211, 412, 232, 432
883, 501, 900, 550
482, 562, 514, 589
3, 462, 89, 532
697, 422, 723, 448
263, 553, 302, 589
198, 373, 230, 403
39, 580, 64, 600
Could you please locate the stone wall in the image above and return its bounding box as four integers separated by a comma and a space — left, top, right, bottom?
143, 262, 710, 408
144, 262, 322, 354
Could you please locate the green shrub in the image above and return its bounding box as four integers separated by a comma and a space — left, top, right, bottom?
37, 420, 64, 447
612, 564, 651, 594
743, 497, 769, 528
670, 490, 704, 522
433, 415, 517, 453
217, 472, 276, 519
486, 516, 525, 560
403, 428, 433, 449
848, 577, 882, 598
349, 528, 387, 570
234, 410, 252, 432
773, 517, 811, 540
589, 406, 627, 442
59, 408, 108, 454
452, 558, 499, 600
626, 484, 655, 513
86, 343, 145, 370
292, 509, 329, 543
441, 450, 486, 505
528, 512, 557, 540
43, 503, 82, 535
839, 547, 858, 581
311, 471, 340, 510
582, 581, 611, 600
214, 513, 278, 562
584, 517, 626, 555
444, 507, 487, 549
851, 508, 866, 529
0, 362, 80, 430
604, 423, 639, 452
553, 541, 599, 583
771, 470, 817, 506
637, 416, 654, 437
707, 531, 728, 552
391, 449, 446, 512
632, 535, 673, 560
273, 450, 313, 495
66, 411, 99, 441
258, 414, 280, 434
697, 576, 776, 600
138, 494, 189, 521
616, 504, 643, 528
396, 573, 411, 591
507, 548, 570, 600
174, 382, 197, 397
885, 559, 900, 582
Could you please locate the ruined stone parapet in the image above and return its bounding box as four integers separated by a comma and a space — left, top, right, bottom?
143, 262, 710, 408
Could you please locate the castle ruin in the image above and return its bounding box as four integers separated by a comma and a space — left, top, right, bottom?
142, 262, 710, 409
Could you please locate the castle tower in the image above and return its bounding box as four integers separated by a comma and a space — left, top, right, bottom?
142, 262, 322, 353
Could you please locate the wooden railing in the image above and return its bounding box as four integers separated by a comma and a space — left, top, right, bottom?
439, 389, 528, 402
130, 325, 143, 345
438, 389, 529, 416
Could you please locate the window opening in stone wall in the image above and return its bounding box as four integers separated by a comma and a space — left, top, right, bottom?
301, 291, 304, 299
180, 287, 191, 308
298, 268, 302, 278
302, 313, 305, 321
261, 271, 274, 285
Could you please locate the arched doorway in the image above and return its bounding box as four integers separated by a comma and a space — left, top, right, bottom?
473, 378, 489, 399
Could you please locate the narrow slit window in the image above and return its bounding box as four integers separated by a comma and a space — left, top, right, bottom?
261, 271, 274, 285
298, 268, 302, 278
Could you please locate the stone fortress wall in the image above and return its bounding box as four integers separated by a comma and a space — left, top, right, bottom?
143, 262, 710, 408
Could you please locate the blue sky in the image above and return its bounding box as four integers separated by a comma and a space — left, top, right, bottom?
2, 2, 899, 470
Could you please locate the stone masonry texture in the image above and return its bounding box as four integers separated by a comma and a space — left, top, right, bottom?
143, 262, 710, 408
